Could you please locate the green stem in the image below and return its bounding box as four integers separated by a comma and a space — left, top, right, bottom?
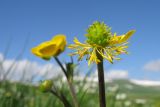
54, 57, 79, 107
54, 57, 68, 78
50, 90, 72, 107
96, 50, 106, 107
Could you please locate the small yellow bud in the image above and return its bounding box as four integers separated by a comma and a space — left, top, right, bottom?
39, 80, 53, 92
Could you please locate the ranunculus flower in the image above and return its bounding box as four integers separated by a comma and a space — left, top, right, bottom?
31, 34, 66, 60
68, 21, 135, 65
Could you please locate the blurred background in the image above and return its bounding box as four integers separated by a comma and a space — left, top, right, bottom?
0, 0, 160, 107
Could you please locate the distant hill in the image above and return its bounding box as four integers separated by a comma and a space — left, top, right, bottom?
108, 79, 160, 100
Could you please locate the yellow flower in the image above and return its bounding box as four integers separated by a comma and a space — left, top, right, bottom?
31, 34, 66, 60
68, 21, 135, 65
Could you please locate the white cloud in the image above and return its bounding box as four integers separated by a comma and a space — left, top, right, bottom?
130, 79, 160, 86
106, 70, 129, 80
0, 54, 63, 82
143, 59, 160, 72
91, 69, 129, 81
0, 53, 3, 61
72, 69, 129, 93
0, 52, 129, 84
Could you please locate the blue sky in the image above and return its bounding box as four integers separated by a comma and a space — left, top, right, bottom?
0, 0, 160, 80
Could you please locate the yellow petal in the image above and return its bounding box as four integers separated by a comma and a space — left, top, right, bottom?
52, 34, 66, 42
78, 48, 88, 61
88, 48, 100, 65
68, 44, 78, 49
121, 30, 135, 42
31, 47, 42, 57
106, 52, 113, 64
31, 34, 67, 60
52, 34, 67, 52
109, 30, 135, 45
39, 44, 57, 56
74, 38, 85, 46
31, 41, 57, 58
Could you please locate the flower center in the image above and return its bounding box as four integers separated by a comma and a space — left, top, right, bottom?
85, 21, 112, 47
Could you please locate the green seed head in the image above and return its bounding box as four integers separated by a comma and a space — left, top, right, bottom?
85, 21, 112, 47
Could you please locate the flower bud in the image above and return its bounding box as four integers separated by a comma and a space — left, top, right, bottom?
39, 80, 53, 92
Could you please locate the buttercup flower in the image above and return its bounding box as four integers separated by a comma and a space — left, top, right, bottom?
68, 21, 135, 65
31, 34, 66, 60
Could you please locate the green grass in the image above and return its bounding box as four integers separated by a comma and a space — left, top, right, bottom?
1, 79, 160, 107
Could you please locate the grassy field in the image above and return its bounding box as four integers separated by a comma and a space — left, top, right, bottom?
1, 79, 160, 107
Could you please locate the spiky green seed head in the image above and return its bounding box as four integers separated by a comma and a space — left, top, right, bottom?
85, 21, 112, 47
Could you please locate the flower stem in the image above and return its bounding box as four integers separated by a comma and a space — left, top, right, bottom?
54, 57, 68, 78
54, 57, 79, 107
96, 50, 106, 107
50, 90, 72, 107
